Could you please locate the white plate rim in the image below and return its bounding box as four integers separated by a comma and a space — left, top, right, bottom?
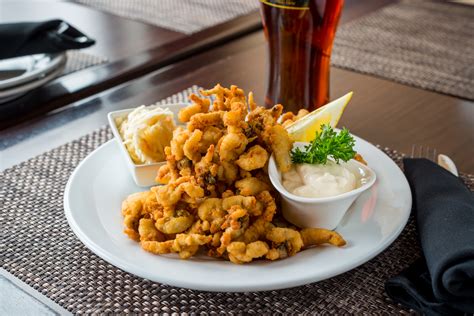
0, 59, 66, 99
0, 53, 66, 90
64, 135, 412, 292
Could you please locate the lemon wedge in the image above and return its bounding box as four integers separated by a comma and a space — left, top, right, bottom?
285, 92, 353, 142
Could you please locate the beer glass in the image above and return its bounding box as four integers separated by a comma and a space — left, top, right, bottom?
260, 0, 344, 113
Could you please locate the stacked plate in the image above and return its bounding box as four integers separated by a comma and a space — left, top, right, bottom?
0, 53, 67, 104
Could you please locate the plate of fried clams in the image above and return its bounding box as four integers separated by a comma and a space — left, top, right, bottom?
64, 84, 411, 292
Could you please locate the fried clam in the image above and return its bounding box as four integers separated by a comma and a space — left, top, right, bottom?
235, 177, 270, 197
300, 228, 346, 248
257, 190, 277, 222
122, 191, 157, 241
223, 101, 247, 128
120, 83, 346, 264
183, 129, 203, 162
227, 241, 269, 264
218, 127, 248, 161
169, 127, 189, 161
217, 160, 239, 185
138, 218, 166, 242
152, 176, 204, 207
158, 147, 180, 183
280, 109, 309, 128
218, 205, 250, 254
200, 84, 226, 111
155, 207, 195, 235
222, 195, 260, 215
247, 104, 283, 132
240, 218, 274, 244
142, 233, 212, 259
178, 93, 210, 123
194, 145, 218, 178
265, 227, 304, 260
264, 124, 293, 172
197, 198, 226, 233
199, 126, 223, 153
188, 111, 224, 131
235, 145, 269, 171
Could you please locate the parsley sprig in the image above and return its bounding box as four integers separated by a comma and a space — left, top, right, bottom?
290, 124, 356, 165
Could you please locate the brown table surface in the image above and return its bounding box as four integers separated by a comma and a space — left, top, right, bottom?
0, 0, 262, 129
2, 0, 473, 175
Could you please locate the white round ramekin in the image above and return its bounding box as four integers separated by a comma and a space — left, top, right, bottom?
268, 145, 376, 230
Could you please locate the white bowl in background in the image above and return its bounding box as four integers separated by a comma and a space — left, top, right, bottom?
268, 142, 377, 230
107, 103, 188, 187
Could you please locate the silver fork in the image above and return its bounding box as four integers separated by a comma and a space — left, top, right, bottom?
411, 144, 437, 162
411, 144, 458, 176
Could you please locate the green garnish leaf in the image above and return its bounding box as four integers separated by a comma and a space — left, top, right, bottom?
290, 124, 356, 165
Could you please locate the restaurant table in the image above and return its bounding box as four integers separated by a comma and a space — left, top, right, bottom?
2, 30, 472, 173
0, 0, 262, 129
1, 0, 473, 314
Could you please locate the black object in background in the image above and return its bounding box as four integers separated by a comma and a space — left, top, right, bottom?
385, 158, 474, 315
0, 20, 95, 60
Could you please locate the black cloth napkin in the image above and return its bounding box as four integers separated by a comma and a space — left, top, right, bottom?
0, 20, 95, 60
385, 158, 474, 315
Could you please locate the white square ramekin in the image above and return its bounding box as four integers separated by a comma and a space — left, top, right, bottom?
107, 103, 187, 187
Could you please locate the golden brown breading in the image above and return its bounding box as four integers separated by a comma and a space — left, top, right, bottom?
200, 84, 226, 111
155, 207, 194, 234
141, 239, 174, 254
142, 234, 212, 259
227, 241, 269, 264
172, 233, 212, 259
121, 83, 345, 264
197, 198, 226, 233
138, 218, 166, 242
235, 145, 269, 171
240, 218, 274, 244
265, 125, 293, 172
178, 93, 210, 123
217, 161, 239, 185
222, 195, 258, 213
281, 109, 309, 127
300, 228, 346, 248
122, 191, 154, 241
183, 129, 203, 162
265, 227, 304, 259
170, 127, 189, 161
218, 129, 248, 161
188, 111, 224, 131
235, 177, 270, 197
199, 126, 223, 153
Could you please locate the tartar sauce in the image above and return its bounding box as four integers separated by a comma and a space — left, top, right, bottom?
282, 161, 357, 198
116, 105, 175, 164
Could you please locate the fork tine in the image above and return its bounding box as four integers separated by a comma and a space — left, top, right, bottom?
411, 144, 438, 161
430, 147, 436, 162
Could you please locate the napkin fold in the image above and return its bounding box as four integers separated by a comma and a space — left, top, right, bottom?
385, 158, 474, 315
0, 20, 95, 60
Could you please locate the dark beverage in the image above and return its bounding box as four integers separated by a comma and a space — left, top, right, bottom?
260, 0, 344, 112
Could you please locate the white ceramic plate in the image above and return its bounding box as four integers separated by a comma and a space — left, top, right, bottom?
0, 57, 66, 101
64, 135, 411, 292
0, 53, 66, 90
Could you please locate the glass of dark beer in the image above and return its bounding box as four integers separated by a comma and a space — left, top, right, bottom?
260, 0, 344, 113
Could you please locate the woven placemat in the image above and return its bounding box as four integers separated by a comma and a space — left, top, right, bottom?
2, 87, 473, 314
62, 51, 108, 76
332, 0, 474, 100
73, 0, 260, 35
